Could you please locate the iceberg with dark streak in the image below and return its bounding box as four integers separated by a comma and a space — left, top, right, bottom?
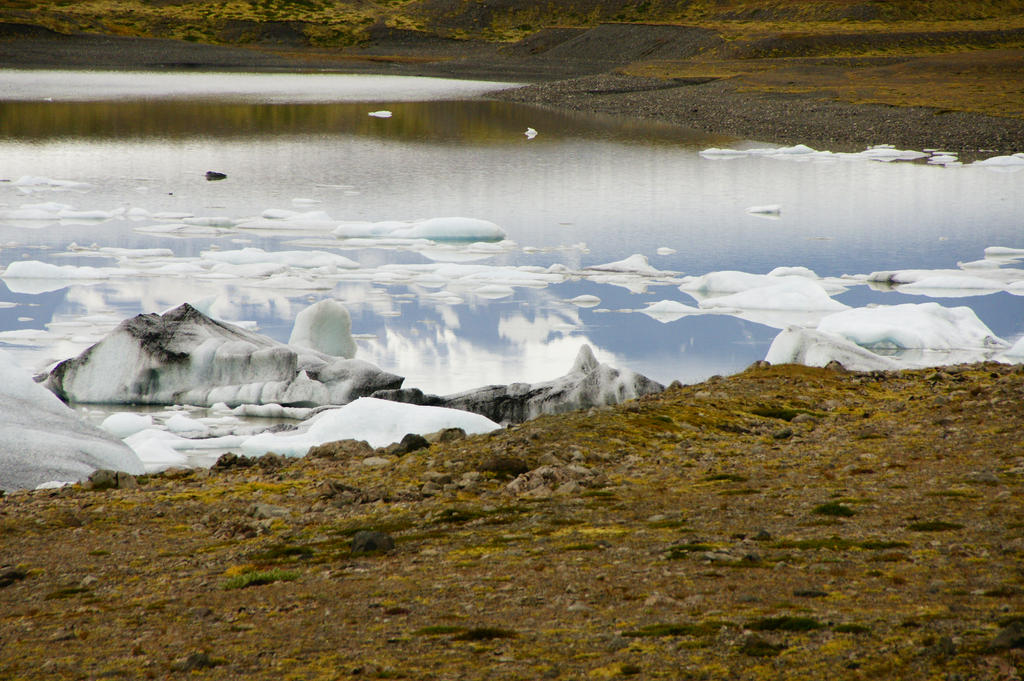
373, 345, 664, 425
43, 304, 403, 407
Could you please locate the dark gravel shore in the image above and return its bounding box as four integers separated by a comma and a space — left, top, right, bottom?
494, 73, 1024, 157
2, 29, 1023, 156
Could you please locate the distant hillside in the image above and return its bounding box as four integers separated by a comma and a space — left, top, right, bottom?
3, 0, 1024, 48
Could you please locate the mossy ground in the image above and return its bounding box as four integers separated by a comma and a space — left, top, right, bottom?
2, 362, 1022, 679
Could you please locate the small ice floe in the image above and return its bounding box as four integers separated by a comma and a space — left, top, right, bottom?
896, 275, 1007, 298
236, 209, 338, 232
11, 176, 92, 193
368, 110, 393, 118
856, 145, 929, 162
700, 143, 930, 164
100, 412, 154, 439
183, 216, 237, 227
474, 284, 515, 299
524, 127, 538, 140
972, 152, 1024, 171
928, 152, 961, 167
984, 246, 1024, 260
745, 204, 781, 218
0, 348, 143, 493
240, 397, 501, 457
200, 247, 359, 270
656, 247, 677, 256
585, 254, 663, 275
638, 300, 701, 323
569, 294, 601, 307
333, 216, 507, 242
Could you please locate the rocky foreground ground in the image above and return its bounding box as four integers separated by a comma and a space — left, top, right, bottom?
2, 362, 1023, 680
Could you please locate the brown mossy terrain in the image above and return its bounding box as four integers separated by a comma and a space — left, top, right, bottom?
2, 362, 1023, 679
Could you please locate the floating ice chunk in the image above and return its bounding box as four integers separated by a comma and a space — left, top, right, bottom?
897, 275, 1007, 297
569, 295, 601, 307
766, 327, 902, 371
11, 176, 92, 192
746, 204, 781, 216
699, 147, 753, 158
123, 429, 190, 472
333, 217, 506, 242
43, 303, 404, 407
368, 110, 393, 118
2, 260, 118, 280
656, 247, 676, 255
681, 270, 839, 294
100, 412, 154, 439
99, 247, 175, 259
240, 397, 500, 456
0, 348, 143, 492
586, 254, 662, 275
857, 146, 928, 162
768, 266, 819, 279
475, 284, 515, 299
200, 247, 358, 270
236, 210, 338, 231
288, 299, 357, 359
525, 127, 538, 139
973, 153, 1024, 168
985, 246, 1024, 259
183, 216, 237, 227
638, 300, 702, 323
165, 413, 210, 435
696, 278, 847, 312
817, 302, 1008, 352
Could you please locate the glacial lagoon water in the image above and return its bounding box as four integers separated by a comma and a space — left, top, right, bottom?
2, 70, 1023, 417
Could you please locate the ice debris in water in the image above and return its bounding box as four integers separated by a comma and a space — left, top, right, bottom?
333, 217, 506, 242
43, 303, 403, 408
746, 204, 781, 217
240, 397, 500, 456
0, 348, 144, 492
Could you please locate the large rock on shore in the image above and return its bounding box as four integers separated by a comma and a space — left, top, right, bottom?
0, 349, 143, 492
43, 303, 403, 407
373, 344, 664, 424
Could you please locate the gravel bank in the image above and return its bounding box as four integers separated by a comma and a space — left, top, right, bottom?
494, 73, 1024, 157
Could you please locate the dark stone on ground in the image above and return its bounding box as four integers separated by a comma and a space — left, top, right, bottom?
351, 530, 395, 555
987, 621, 1024, 651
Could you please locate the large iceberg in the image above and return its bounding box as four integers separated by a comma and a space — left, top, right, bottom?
374, 345, 664, 424
0, 349, 144, 492
43, 304, 403, 407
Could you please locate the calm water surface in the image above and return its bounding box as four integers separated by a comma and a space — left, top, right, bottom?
1, 71, 1022, 396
